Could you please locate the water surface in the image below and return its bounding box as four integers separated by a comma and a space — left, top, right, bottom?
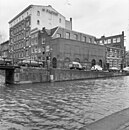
0, 76, 129, 130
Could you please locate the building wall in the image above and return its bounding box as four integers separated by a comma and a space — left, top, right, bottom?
31, 5, 67, 30
9, 5, 72, 31
65, 18, 72, 30
125, 51, 129, 66
96, 32, 125, 69
8, 5, 72, 60
106, 46, 124, 69
50, 38, 106, 69
52, 27, 96, 43
9, 15, 31, 60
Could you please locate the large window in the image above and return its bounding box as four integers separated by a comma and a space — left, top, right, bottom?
74, 34, 78, 40
56, 33, 61, 38
113, 38, 117, 43
117, 37, 120, 42
82, 36, 86, 42
107, 39, 111, 44
89, 38, 92, 43
66, 32, 70, 39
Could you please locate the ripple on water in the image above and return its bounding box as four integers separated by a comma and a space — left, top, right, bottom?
0, 76, 129, 129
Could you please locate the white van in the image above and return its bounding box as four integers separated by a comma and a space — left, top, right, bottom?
69, 62, 83, 70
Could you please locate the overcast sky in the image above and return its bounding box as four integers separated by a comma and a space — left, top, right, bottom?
0, 0, 129, 49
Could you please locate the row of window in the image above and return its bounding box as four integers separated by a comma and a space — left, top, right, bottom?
31, 47, 41, 54
31, 38, 38, 46
13, 50, 29, 59
10, 29, 30, 43
31, 33, 38, 46
10, 18, 30, 36
11, 47, 42, 59
56, 33, 93, 43
11, 38, 30, 51
99, 37, 121, 44
107, 50, 124, 58
10, 11, 30, 27
107, 59, 121, 67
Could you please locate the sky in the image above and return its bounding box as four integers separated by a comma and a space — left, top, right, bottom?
0, 0, 129, 49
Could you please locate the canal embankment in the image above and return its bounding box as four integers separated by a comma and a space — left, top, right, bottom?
13, 67, 127, 84
79, 107, 129, 130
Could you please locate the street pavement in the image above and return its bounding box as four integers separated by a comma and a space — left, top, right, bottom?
79, 108, 129, 130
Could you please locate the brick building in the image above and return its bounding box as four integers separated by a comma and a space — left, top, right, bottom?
38, 27, 106, 69
8, 4, 126, 70
0, 40, 9, 58
96, 32, 125, 69
8, 5, 72, 60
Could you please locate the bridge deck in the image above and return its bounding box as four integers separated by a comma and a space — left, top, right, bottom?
0, 65, 20, 70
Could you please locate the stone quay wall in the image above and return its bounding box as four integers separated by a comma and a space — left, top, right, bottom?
14, 67, 49, 84
51, 69, 119, 82
13, 67, 126, 84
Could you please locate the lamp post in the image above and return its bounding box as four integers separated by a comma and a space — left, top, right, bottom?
46, 46, 53, 82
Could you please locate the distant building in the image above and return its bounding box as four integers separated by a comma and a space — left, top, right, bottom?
0, 40, 9, 58
8, 5, 72, 59
8, 4, 126, 70
28, 27, 106, 69
96, 32, 125, 69
125, 51, 129, 67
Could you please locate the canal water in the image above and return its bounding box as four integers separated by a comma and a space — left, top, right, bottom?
0, 76, 129, 130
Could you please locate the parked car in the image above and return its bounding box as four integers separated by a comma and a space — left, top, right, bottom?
109, 67, 120, 72
69, 61, 83, 70
18, 60, 43, 67
0, 57, 12, 65
123, 67, 129, 72
91, 65, 103, 71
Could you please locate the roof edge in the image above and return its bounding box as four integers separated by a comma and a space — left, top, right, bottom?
9, 5, 33, 24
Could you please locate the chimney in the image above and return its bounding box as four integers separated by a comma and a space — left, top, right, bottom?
70, 17, 72, 22
70, 18, 72, 30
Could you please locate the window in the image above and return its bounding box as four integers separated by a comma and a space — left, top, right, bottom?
113, 38, 117, 43
99, 40, 103, 45
59, 18, 61, 23
66, 32, 70, 39
26, 20, 30, 27
107, 39, 111, 44
37, 11, 40, 16
117, 37, 120, 42
56, 33, 61, 38
89, 38, 92, 43
26, 49, 29, 56
104, 40, 108, 44
42, 38, 45, 44
37, 20, 40, 25
74, 34, 78, 40
26, 39, 30, 46
82, 36, 86, 42
42, 8, 45, 11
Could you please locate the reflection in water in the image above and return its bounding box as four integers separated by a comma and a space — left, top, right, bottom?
0, 76, 129, 130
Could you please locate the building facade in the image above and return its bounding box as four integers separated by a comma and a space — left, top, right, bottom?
0, 40, 9, 58
96, 32, 125, 69
40, 27, 106, 69
8, 4, 126, 70
125, 51, 129, 67
8, 5, 72, 60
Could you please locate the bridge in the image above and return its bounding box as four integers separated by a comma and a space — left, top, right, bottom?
0, 65, 20, 84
